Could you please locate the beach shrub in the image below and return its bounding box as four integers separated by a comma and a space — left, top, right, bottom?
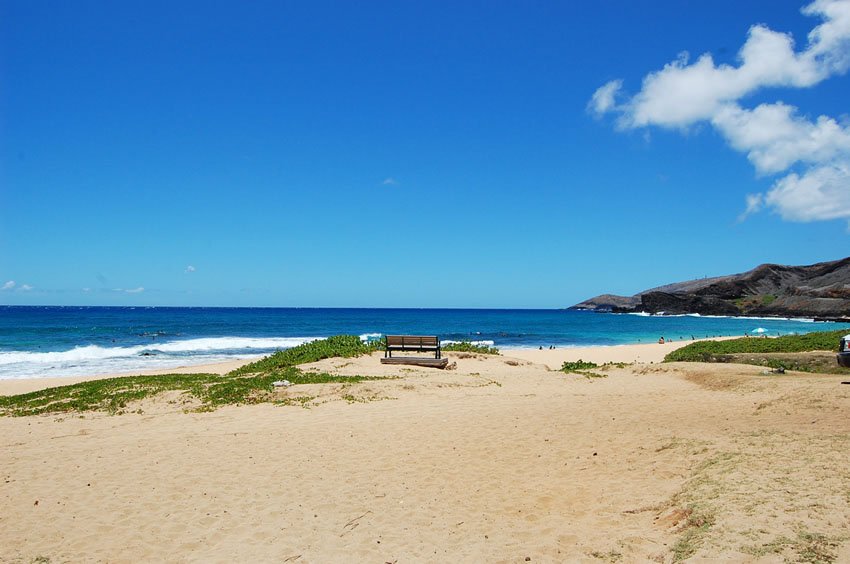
663, 329, 848, 363
668, 352, 848, 374
229, 335, 381, 376
561, 359, 599, 372
442, 341, 500, 355
560, 360, 608, 379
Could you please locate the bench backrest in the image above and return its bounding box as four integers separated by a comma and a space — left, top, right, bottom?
386, 335, 439, 347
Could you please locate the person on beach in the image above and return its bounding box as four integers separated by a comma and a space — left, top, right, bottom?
658, 337, 665, 344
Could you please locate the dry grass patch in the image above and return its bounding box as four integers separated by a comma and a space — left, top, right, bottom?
660, 432, 850, 560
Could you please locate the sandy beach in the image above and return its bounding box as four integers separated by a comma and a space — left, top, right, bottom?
2, 343, 850, 562
0, 340, 703, 396
504, 339, 718, 369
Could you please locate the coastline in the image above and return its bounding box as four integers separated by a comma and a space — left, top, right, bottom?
1, 307, 836, 380
0, 339, 718, 395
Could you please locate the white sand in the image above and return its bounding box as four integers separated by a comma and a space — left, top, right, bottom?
506, 339, 700, 368
2, 348, 849, 561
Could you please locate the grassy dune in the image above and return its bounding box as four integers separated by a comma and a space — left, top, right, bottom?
0, 335, 384, 417
664, 329, 850, 373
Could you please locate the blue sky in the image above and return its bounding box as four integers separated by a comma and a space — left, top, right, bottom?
2, 1, 850, 307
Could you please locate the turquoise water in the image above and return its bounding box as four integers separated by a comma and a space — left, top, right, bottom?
1, 306, 846, 379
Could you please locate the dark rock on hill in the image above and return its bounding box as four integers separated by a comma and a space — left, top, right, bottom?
569, 293, 640, 313
571, 257, 850, 320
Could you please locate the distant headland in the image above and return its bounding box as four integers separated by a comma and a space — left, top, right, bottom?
570, 257, 850, 321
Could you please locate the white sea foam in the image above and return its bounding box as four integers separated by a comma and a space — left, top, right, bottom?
626, 312, 819, 322
149, 336, 318, 353
0, 345, 141, 366
0, 337, 318, 366
442, 340, 496, 346
0, 336, 322, 379
359, 333, 383, 342
699, 315, 817, 322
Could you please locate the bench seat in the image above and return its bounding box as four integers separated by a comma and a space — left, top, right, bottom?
384, 335, 441, 359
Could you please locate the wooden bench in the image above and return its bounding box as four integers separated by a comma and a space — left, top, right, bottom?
384, 335, 441, 359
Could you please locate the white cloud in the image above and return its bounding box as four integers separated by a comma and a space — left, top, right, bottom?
804, 0, 850, 72
711, 102, 850, 175
764, 163, 850, 221
82, 287, 91, 293
112, 287, 145, 294
1, 281, 35, 291
588, 80, 622, 116
739, 193, 765, 222
592, 0, 850, 223
619, 6, 850, 130
185, 265, 196, 273
382, 177, 398, 186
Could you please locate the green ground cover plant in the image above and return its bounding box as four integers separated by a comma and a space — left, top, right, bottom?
229, 334, 381, 375
561, 359, 599, 372
442, 341, 500, 354
560, 359, 611, 380
664, 329, 848, 363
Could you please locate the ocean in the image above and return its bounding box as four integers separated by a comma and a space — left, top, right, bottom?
1, 306, 847, 379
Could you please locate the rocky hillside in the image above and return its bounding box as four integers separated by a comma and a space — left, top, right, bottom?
571, 257, 850, 320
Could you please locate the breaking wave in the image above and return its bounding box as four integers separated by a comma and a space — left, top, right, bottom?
359, 333, 383, 342
0, 336, 322, 379
626, 312, 814, 322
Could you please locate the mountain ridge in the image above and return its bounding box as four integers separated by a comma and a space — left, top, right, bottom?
570, 257, 850, 320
